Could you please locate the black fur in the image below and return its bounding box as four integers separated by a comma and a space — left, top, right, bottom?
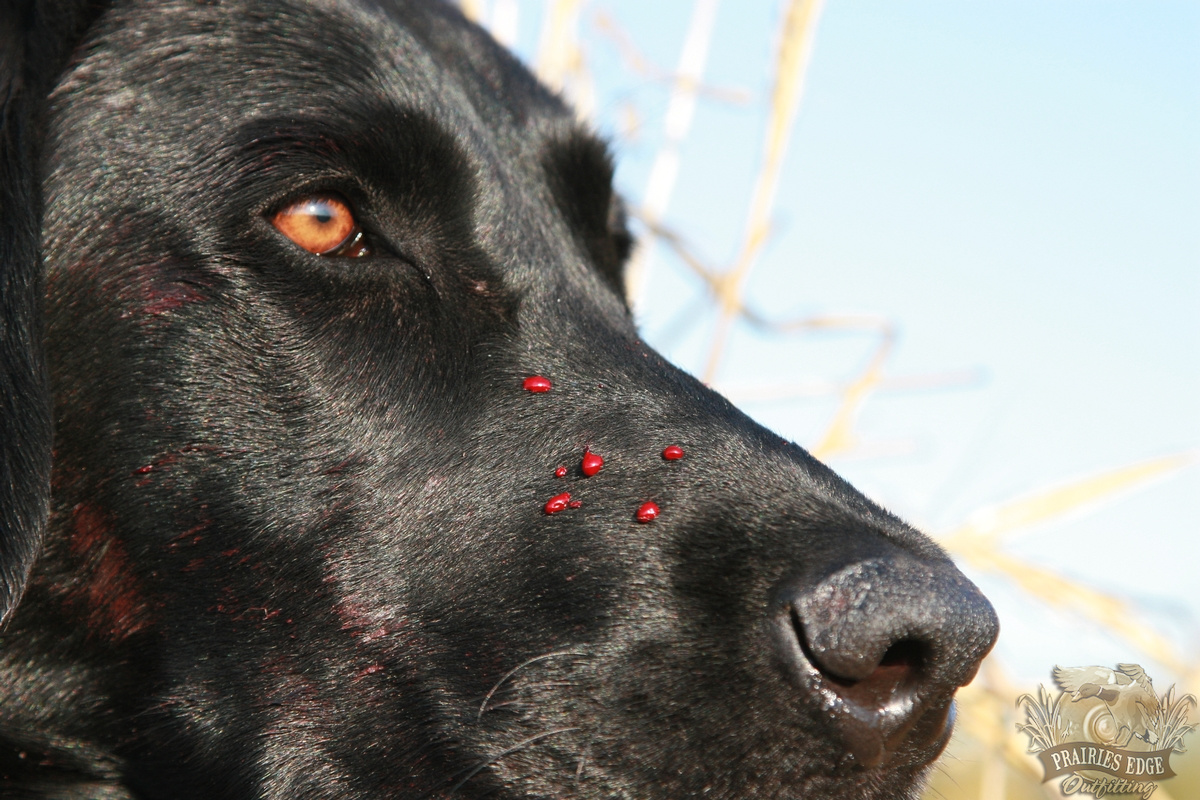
0, 2, 998, 798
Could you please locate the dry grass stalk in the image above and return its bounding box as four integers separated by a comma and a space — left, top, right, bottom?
536, 0, 593, 117
809, 320, 893, 459
623, 0, 722, 308
957, 672, 1040, 798
593, 11, 749, 104
702, 0, 825, 383
941, 452, 1196, 796
955, 541, 1185, 675
945, 452, 1198, 544
640, 213, 903, 456
640, 215, 983, 438
488, 0, 520, 48
459, 0, 486, 23
942, 453, 1197, 674
457, 0, 518, 49
722, 368, 981, 402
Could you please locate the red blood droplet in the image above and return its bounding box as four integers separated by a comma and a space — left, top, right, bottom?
635, 501, 659, 523
568, 500, 582, 509
554, 465, 568, 478
662, 445, 684, 461
581, 451, 604, 476
544, 492, 571, 514
523, 375, 552, 392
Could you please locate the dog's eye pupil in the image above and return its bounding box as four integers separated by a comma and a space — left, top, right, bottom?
271, 196, 365, 256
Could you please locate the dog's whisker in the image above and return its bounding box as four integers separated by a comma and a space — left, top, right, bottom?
477, 650, 589, 720
575, 743, 590, 782
441, 727, 581, 798
477, 700, 529, 713
485, 679, 577, 699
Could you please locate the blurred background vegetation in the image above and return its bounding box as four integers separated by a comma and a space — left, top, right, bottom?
457, 1, 1199, 797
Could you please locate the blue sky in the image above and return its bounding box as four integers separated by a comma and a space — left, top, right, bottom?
480, 0, 1199, 685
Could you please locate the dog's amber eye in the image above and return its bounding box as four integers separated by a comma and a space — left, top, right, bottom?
271, 196, 368, 257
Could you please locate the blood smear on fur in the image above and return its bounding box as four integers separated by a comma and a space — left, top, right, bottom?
544, 492, 571, 514
662, 445, 684, 460
554, 465, 567, 478
636, 502, 659, 523
581, 451, 603, 476
523, 376, 552, 392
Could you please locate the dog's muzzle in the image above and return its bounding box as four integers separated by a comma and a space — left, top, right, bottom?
769, 546, 998, 768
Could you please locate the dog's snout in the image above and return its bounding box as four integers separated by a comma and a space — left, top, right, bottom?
787, 557, 996, 688
770, 550, 999, 767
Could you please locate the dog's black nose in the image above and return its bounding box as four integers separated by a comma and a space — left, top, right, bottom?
769, 545, 998, 768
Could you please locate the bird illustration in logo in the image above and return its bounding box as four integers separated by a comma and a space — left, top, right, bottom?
1053, 663, 1161, 748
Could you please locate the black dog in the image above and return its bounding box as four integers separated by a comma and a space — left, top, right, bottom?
0, 2, 998, 797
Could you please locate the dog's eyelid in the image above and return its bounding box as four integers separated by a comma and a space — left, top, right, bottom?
324, 228, 371, 258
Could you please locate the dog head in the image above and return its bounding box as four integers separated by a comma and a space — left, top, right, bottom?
0, 2, 998, 797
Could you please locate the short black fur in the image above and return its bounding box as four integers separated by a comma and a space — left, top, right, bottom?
0, 2, 998, 798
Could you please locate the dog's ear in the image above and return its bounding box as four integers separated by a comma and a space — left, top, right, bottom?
1, 1, 108, 625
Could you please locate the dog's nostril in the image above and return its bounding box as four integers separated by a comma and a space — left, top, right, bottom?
789, 606, 925, 703
826, 639, 927, 711
875, 639, 925, 686
879, 639, 924, 671
772, 554, 998, 767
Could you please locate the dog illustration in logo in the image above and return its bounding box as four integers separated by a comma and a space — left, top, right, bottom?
1054, 664, 1161, 748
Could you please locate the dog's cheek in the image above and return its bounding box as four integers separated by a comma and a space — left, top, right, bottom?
34, 501, 155, 643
